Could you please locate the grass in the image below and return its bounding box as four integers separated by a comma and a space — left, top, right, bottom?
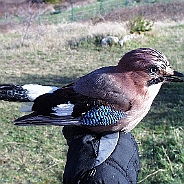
0, 17, 183, 184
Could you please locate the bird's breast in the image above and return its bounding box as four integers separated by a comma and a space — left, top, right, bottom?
121, 83, 163, 132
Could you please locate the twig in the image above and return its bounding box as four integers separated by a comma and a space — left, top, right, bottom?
138, 169, 166, 183
48, 154, 63, 163
161, 145, 175, 176
3, 141, 23, 145
42, 163, 58, 172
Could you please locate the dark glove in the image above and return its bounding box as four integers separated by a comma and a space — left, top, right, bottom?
62, 126, 140, 184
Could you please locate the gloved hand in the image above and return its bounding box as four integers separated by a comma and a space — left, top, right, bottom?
63, 126, 140, 184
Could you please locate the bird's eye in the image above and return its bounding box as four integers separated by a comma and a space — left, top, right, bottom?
149, 66, 159, 75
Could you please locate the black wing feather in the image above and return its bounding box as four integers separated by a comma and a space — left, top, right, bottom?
32, 86, 103, 118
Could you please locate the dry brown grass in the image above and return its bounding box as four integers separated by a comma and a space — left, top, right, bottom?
0, 0, 95, 18
104, 1, 184, 22
0, 0, 27, 3
0, 0, 51, 18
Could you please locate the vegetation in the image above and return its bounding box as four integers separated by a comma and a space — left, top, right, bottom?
0, 1, 183, 184
128, 16, 153, 34
45, 0, 62, 3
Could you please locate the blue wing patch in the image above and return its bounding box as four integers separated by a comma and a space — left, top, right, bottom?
81, 105, 126, 126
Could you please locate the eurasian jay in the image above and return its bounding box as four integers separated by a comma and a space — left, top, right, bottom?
0, 48, 183, 133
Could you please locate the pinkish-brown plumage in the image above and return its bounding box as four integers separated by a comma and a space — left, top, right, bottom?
2, 48, 183, 133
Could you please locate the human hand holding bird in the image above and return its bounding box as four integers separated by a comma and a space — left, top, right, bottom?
0, 48, 183, 133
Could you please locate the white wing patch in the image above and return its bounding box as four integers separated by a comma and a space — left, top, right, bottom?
52, 103, 74, 116
19, 84, 58, 112
22, 84, 58, 101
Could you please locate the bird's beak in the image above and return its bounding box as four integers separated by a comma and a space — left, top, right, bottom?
165, 71, 184, 82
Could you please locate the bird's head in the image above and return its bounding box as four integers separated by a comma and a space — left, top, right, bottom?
118, 48, 184, 87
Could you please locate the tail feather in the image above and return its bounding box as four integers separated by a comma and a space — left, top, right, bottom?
14, 112, 81, 126
0, 84, 59, 102
0, 84, 29, 102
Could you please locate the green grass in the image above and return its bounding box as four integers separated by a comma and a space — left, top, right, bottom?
0, 19, 183, 183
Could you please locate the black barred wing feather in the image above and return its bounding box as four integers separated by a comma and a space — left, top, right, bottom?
81, 106, 126, 126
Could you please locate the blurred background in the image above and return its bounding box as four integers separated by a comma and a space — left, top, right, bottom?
0, 0, 183, 183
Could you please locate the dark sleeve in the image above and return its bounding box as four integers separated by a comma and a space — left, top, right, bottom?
62, 126, 140, 184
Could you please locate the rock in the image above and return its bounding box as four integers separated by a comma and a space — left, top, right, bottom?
119, 34, 142, 46
101, 36, 119, 47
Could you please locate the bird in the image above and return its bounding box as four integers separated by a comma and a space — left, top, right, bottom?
0, 48, 183, 133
